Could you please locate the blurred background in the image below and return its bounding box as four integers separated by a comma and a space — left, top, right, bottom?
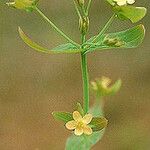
0, 0, 150, 150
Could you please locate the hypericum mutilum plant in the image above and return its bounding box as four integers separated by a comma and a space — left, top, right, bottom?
6, 0, 147, 149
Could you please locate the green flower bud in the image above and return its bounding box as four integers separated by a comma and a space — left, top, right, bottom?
103, 37, 125, 47
77, 0, 85, 6
79, 16, 89, 35
6, 0, 39, 12
91, 76, 122, 97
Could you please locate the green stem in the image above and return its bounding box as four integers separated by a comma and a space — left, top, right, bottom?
91, 13, 116, 43
81, 35, 89, 114
84, 13, 116, 54
35, 7, 80, 47
86, 0, 92, 15
81, 53, 89, 114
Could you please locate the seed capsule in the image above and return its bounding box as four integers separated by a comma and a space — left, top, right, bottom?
79, 16, 89, 35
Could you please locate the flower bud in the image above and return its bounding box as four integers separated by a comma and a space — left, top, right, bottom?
79, 16, 89, 35
103, 37, 125, 47
6, 0, 39, 12
91, 76, 122, 97
77, 0, 85, 6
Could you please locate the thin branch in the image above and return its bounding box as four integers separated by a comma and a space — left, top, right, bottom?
35, 7, 80, 47
73, 0, 82, 18
86, 0, 92, 15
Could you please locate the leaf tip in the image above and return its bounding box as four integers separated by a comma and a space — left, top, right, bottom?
140, 24, 146, 34
106, 118, 109, 125
137, 24, 146, 39
18, 26, 24, 38
18, 26, 21, 33
117, 79, 122, 85
51, 111, 56, 116
103, 117, 109, 127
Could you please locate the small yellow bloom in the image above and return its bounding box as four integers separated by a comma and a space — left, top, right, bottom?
91, 76, 111, 91
6, 0, 39, 11
65, 111, 93, 136
101, 76, 111, 89
91, 76, 122, 97
113, 0, 135, 6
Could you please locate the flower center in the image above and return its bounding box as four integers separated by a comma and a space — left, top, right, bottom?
77, 121, 84, 128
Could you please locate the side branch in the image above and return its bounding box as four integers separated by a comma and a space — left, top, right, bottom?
35, 7, 80, 47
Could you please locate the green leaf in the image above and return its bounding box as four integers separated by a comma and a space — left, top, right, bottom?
90, 117, 108, 132
114, 6, 147, 23
76, 102, 84, 117
18, 27, 82, 54
86, 25, 145, 52
52, 112, 73, 123
65, 104, 106, 150
65, 132, 104, 150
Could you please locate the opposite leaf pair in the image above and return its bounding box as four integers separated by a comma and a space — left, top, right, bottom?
18, 25, 145, 54
52, 103, 108, 136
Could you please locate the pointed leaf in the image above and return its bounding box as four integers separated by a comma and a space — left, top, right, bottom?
90, 117, 108, 132
18, 27, 82, 54
76, 102, 84, 117
86, 25, 145, 52
114, 6, 147, 23
52, 112, 73, 123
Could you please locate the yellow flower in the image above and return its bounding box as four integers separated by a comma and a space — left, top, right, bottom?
91, 76, 111, 91
65, 111, 93, 136
91, 76, 122, 97
6, 0, 39, 11
101, 76, 111, 89
113, 0, 135, 6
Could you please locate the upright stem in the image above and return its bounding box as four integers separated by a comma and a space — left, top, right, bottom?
35, 7, 80, 47
81, 35, 89, 114
73, 0, 91, 113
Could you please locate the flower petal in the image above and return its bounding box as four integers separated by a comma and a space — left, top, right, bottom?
83, 125, 93, 135
117, 1, 126, 6
113, 0, 127, 6
73, 111, 82, 121
74, 128, 83, 136
127, 0, 135, 4
83, 114, 93, 124
65, 120, 77, 130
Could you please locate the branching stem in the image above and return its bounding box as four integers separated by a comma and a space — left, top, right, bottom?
35, 7, 80, 47
91, 13, 116, 43
84, 13, 116, 54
